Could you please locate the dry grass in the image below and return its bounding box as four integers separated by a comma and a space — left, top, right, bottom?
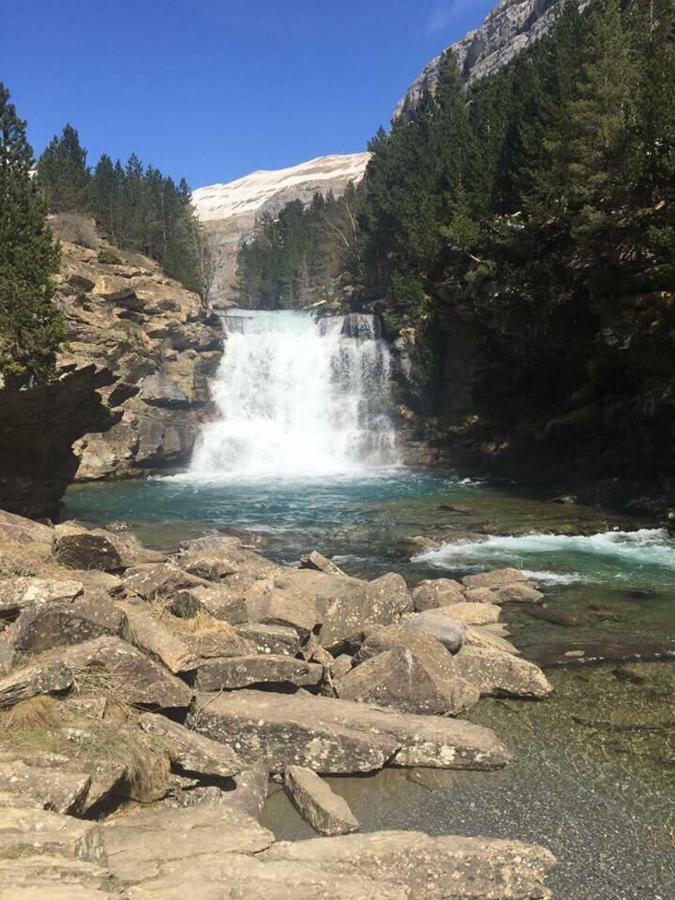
49, 212, 99, 249
0, 696, 63, 731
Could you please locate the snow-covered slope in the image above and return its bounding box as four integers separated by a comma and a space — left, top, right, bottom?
193, 153, 369, 304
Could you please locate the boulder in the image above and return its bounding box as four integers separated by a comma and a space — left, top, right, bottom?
54, 533, 123, 573
51, 636, 193, 709
0, 577, 84, 616
0, 509, 54, 560
411, 578, 465, 611
437, 602, 501, 625
299, 551, 346, 576
170, 584, 248, 624
245, 579, 319, 635
178, 535, 281, 581
101, 803, 274, 885
284, 765, 359, 836
0, 805, 106, 864
123, 563, 207, 601
117, 601, 198, 674
346, 624, 479, 716
138, 373, 190, 409
464, 625, 520, 656
0, 760, 91, 814
235, 623, 301, 656
11, 600, 125, 652
194, 655, 323, 691
0, 660, 73, 708
92, 273, 137, 302
463, 587, 500, 604
138, 713, 241, 778
263, 831, 556, 900
409, 610, 466, 653
453, 645, 553, 699
188, 689, 509, 774
462, 568, 529, 590
494, 583, 544, 605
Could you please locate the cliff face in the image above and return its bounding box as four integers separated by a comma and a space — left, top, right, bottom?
193, 153, 370, 305
396, 0, 586, 119
52, 222, 223, 481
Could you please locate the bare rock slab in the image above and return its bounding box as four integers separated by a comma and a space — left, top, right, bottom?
439, 601, 501, 625
138, 712, 241, 778
454, 645, 553, 699
263, 831, 556, 900
0, 576, 84, 616
117, 601, 198, 673
0, 660, 73, 708
194, 655, 323, 691
188, 689, 509, 774
0, 760, 91, 814
284, 765, 359, 836
11, 600, 125, 652
101, 802, 274, 884
0, 804, 106, 865
235, 623, 301, 656
0, 855, 116, 899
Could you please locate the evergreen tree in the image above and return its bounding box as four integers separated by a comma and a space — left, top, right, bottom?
37, 123, 89, 212
0, 84, 63, 385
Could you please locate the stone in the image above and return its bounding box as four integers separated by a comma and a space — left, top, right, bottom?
0, 576, 84, 616
0, 509, 54, 558
178, 551, 239, 581
437, 602, 501, 625
188, 689, 509, 774
0, 635, 15, 674
194, 655, 323, 691
52, 636, 193, 709
0, 660, 73, 708
235, 623, 301, 656
464, 624, 521, 656
264, 831, 556, 900
329, 654, 353, 679
11, 600, 125, 652
139, 373, 190, 409
453, 645, 553, 699
300, 551, 346, 576
171, 584, 248, 624
463, 587, 500, 604
101, 803, 274, 885
178, 535, 281, 580
54, 533, 123, 573
409, 609, 466, 653
117, 601, 198, 673
0, 805, 106, 864
92, 273, 137, 301
347, 624, 479, 716
462, 568, 529, 590
138, 712, 241, 778
494, 583, 545, 605
245, 579, 319, 634
123, 563, 206, 601
411, 578, 465, 611
0, 760, 91, 814
284, 765, 359, 836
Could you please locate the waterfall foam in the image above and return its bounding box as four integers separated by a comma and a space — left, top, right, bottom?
188, 309, 399, 480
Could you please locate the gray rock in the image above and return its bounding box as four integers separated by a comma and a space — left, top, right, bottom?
188, 689, 510, 774
139, 373, 190, 409
494, 583, 545, 605
195, 655, 323, 691
245, 579, 320, 635
264, 830, 556, 899
299, 551, 346, 576
284, 765, 359, 835
0, 760, 91, 814
412, 578, 465, 611
51, 636, 193, 709
101, 802, 274, 885
123, 563, 207, 601
410, 610, 466, 653
462, 568, 530, 590
53, 533, 123, 572
11, 600, 125, 652
0, 660, 73, 708
0, 576, 84, 616
235, 623, 301, 656
118, 601, 198, 673
453, 645, 553, 699
138, 712, 241, 778
171, 584, 248, 624
0, 635, 14, 674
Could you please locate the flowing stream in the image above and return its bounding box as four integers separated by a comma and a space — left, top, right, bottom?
188, 309, 398, 479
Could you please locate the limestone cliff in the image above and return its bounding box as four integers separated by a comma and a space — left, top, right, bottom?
193, 153, 370, 305
396, 0, 587, 120
52, 221, 223, 481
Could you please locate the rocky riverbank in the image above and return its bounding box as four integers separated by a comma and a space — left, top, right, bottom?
0, 507, 557, 897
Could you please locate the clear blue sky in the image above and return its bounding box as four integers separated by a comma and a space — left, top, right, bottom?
2, 0, 494, 188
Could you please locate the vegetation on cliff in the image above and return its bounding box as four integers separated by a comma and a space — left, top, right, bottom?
38, 125, 213, 301
0, 83, 63, 385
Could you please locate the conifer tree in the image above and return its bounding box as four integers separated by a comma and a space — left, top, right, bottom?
0, 84, 63, 385
37, 123, 89, 212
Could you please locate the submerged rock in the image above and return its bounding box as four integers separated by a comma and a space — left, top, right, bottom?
284, 765, 359, 836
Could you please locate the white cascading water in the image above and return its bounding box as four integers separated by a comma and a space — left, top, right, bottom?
188, 309, 399, 479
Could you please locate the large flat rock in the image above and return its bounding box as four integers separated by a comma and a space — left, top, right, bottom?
195, 655, 323, 691
188, 689, 510, 774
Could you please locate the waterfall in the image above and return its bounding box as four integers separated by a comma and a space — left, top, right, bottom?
188, 309, 399, 479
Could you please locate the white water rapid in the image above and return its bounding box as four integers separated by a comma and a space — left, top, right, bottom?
188, 309, 399, 479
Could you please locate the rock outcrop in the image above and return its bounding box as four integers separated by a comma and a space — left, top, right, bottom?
52, 221, 223, 481
192, 154, 370, 305
396, 0, 587, 120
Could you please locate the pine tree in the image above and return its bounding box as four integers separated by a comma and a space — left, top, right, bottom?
0, 84, 63, 385
37, 123, 89, 212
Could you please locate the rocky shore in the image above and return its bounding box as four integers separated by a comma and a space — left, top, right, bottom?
0, 508, 556, 897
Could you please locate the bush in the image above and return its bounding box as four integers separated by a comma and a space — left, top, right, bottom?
49, 212, 98, 249
97, 249, 122, 265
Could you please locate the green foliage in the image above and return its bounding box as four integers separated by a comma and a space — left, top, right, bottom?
0, 83, 63, 385
97, 249, 122, 265
37, 124, 89, 213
